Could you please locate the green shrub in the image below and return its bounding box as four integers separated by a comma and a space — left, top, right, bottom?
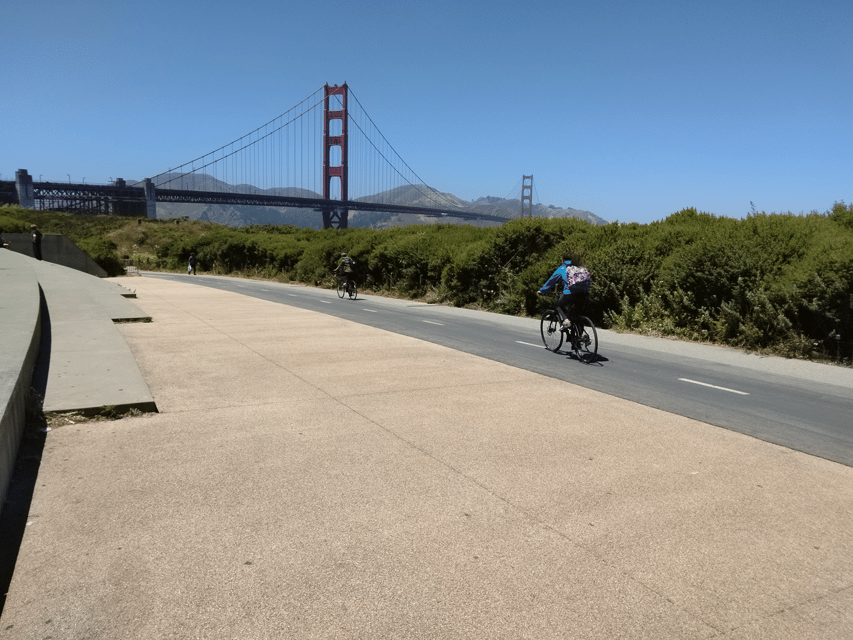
9, 203, 851, 365
76, 236, 125, 276
0, 212, 30, 233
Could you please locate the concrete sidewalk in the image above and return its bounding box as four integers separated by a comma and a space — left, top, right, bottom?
2, 276, 852, 638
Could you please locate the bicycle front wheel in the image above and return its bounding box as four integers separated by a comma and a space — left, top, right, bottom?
348, 281, 358, 300
571, 316, 598, 362
337, 281, 346, 298
540, 309, 564, 352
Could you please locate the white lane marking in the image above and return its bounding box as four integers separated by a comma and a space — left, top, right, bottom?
260, 288, 270, 292
288, 294, 299, 297
517, 341, 545, 348
422, 320, 444, 326
321, 300, 332, 304
363, 309, 377, 313
679, 378, 750, 395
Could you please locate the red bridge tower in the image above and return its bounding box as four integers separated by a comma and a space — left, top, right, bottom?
322, 83, 349, 229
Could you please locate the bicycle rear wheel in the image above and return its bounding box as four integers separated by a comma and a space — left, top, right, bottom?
540, 309, 564, 352
571, 316, 598, 362
337, 281, 345, 298
348, 281, 358, 300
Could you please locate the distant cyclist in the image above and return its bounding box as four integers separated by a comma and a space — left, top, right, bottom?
335, 253, 358, 286
537, 253, 591, 329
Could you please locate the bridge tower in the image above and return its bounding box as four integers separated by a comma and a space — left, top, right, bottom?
322, 83, 349, 229
520, 175, 533, 218
15, 169, 35, 209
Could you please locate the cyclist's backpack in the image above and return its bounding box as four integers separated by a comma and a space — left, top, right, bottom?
566, 266, 591, 294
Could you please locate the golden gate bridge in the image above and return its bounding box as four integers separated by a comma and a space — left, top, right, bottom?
1, 84, 512, 229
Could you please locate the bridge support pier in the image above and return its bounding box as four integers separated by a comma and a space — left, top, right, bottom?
143, 178, 156, 219
15, 169, 34, 209
321, 207, 349, 230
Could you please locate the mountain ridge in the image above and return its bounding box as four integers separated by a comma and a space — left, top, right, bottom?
144, 174, 607, 228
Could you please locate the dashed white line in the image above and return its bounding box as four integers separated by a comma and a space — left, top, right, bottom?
320, 300, 332, 304
679, 378, 750, 395
363, 309, 377, 313
422, 320, 444, 326
516, 341, 545, 348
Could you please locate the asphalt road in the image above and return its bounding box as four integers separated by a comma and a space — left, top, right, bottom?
141, 273, 853, 467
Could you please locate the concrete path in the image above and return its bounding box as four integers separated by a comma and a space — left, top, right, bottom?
2, 276, 852, 639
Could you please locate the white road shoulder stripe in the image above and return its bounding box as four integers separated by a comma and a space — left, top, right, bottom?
679, 378, 749, 395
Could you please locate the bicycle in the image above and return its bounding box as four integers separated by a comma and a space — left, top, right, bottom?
539, 293, 598, 363
336, 275, 358, 300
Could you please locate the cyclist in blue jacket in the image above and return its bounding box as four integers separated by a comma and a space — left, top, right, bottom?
537, 254, 591, 329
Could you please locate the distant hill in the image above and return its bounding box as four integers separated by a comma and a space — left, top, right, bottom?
143, 174, 607, 228
464, 194, 606, 226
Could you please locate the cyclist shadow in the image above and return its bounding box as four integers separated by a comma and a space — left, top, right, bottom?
555, 349, 608, 366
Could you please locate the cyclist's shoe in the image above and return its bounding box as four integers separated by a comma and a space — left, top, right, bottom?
561, 320, 571, 330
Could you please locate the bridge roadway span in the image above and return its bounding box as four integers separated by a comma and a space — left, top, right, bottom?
0, 178, 510, 223
1, 264, 852, 637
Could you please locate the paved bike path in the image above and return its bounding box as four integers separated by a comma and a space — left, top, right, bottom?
3, 276, 852, 638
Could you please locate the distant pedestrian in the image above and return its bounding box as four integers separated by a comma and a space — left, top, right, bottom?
188, 254, 197, 275
31, 225, 43, 260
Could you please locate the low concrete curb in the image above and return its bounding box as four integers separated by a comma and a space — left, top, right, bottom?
0, 251, 42, 509
28, 259, 156, 415
2, 233, 108, 278
1, 249, 157, 510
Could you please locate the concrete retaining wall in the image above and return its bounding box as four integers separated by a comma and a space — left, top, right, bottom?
2, 234, 107, 278
0, 250, 43, 510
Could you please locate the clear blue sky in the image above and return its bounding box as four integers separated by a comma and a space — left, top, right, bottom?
2, 0, 850, 224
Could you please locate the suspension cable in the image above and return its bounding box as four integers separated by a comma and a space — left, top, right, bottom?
348, 88, 461, 210
135, 87, 324, 187
151, 95, 324, 189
